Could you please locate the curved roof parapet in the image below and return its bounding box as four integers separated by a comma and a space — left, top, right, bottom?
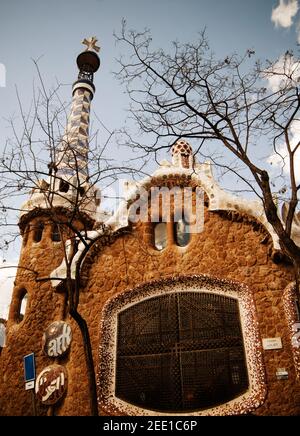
19, 175, 100, 224
50, 157, 297, 289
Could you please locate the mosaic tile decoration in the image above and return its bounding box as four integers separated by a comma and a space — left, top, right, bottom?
171, 139, 194, 169
56, 87, 92, 177
98, 274, 266, 416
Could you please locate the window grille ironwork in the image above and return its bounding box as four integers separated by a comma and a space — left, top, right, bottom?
116, 292, 248, 412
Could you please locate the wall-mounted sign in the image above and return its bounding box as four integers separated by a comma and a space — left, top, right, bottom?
35, 365, 67, 405
43, 321, 72, 357
23, 353, 35, 383
25, 380, 35, 391
262, 337, 282, 350
276, 368, 288, 380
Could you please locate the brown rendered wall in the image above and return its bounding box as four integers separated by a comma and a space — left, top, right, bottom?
0, 215, 71, 416
1, 191, 300, 415
61, 202, 299, 416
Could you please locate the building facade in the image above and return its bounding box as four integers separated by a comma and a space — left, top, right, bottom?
1, 39, 300, 416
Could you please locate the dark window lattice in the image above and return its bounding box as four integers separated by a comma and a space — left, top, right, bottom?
51, 224, 61, 242
33, 222, 44, 243
116, 292, 249, 412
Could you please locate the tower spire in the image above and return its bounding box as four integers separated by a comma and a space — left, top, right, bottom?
20, 39, 101, 222
56, 37, 100, 181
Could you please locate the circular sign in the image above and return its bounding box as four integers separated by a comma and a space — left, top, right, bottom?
43, 321, 72, 357
35, 365, 68, 405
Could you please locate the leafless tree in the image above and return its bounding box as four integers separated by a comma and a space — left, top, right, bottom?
115, 22, 300, 285
0, 62, 140, 416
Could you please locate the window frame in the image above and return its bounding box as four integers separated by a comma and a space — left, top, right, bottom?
9, 287, 29, 324
115, 291, 249, 412
99, 275, 266, 416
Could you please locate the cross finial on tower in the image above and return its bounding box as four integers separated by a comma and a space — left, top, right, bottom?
82, 36, 100, 53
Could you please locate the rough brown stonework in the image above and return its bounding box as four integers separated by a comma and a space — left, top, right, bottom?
1, 181, 300, 416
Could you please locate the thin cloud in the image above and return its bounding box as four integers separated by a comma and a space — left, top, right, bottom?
271, 0, 299, 28
264, 54, 300, 92
0, 261, 17, 320
264, 54, 300, 184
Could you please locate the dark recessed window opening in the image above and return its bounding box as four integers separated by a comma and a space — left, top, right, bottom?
154, 223, 167, 251
33, 222, 44, 243
79, 186, 85, 197
59, 179, 69, 193
175, 219, 190, 247
51, 223, 61, 242
116, 292, 248, 413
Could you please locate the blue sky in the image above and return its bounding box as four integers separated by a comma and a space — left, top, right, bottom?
0, 0, 299, 313
0, 0, 298, 139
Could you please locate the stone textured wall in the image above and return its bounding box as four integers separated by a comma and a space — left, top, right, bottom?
0, 216, 72, 415
63, 200, 299, 416
1, 186, 300, 415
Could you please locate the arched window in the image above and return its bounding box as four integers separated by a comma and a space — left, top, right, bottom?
115, 292, 248, 412
51, 223, 61, 242
19, 292, 28, 322
175, 218, 190, 247
10, 289, 28, 324
154, 223, 167, 251
59, 179, 69, 193
33, 222, 44, 243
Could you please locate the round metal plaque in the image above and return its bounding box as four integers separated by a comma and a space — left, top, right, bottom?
35, 365, 68, 405
43, 321, 72, 357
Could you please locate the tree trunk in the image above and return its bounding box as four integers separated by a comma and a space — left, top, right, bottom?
69, 308, 99, 416
65, 274, 98, 416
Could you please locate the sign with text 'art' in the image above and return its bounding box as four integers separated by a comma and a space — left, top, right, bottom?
43, 321, 72, 357
35, 365, 67, 405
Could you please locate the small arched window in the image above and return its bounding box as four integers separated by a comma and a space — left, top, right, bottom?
10, 289, 28, 324
59, 179, 69, 193
175, 219, 190, 247
51, 223, 61, 242
33, 222, 44, 243
154, 223, 167, 251
19, 293, 28, 322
